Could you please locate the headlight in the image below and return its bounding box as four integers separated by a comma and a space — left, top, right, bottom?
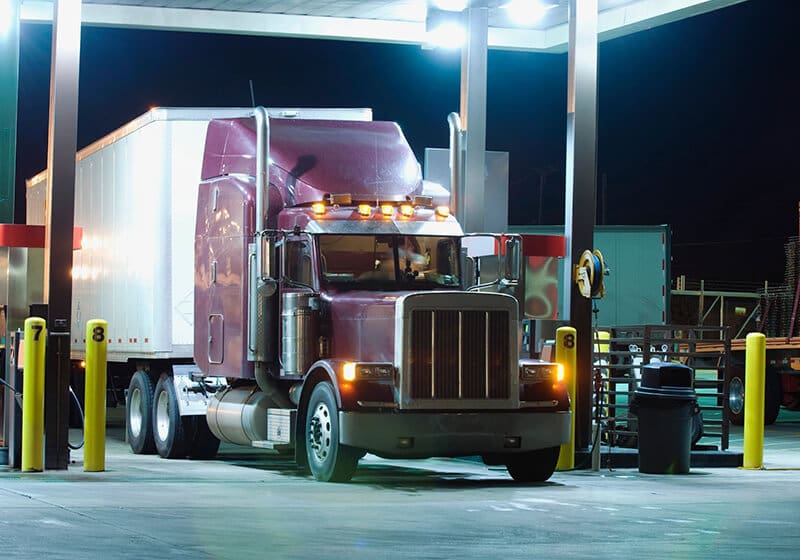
520, 363, 560, 384
342, 362, 394, 381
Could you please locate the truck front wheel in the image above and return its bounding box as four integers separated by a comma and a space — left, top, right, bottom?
505, 446, 560, 483
126, 370, 156, 454
305, 382, 360, 482
153, 373, 188, 459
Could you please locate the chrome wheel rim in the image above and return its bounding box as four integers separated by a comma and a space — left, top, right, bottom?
730, 377, 744, 415
308, 400, 332, 464
129, 387, 143, 437
156, 390, 170, 441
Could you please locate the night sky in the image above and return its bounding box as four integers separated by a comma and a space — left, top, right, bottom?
13, 0, 800, 284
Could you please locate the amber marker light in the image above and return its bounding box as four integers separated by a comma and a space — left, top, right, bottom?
399, 204, 414, 217
358, 204, 372, 217
435, 206, 450, 217
381, 204, 394, 216
557, 363, 565, 382
312, 202, 326, 215
343, 362, 357, 382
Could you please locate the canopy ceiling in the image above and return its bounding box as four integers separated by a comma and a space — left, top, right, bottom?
20, 0, 747, 52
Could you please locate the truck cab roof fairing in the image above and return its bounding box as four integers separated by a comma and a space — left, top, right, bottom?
201, 118, 424, 205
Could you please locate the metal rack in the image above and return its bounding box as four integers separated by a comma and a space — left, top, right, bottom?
592, 325, 731, 451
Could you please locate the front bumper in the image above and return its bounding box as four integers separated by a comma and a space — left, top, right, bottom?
339, 410, 571, 459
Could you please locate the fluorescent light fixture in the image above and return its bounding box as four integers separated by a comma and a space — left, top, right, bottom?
424, 6, 465, 49
503, 0, 557, 26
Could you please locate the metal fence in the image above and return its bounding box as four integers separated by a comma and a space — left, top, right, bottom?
592, 325, 731, 451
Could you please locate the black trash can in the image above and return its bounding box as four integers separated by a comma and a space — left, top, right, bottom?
632, 362, 698, 474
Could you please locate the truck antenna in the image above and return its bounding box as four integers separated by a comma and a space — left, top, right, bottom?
249, 79, 256, 108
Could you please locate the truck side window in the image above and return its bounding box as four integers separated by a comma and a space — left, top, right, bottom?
285, 239, 313, 287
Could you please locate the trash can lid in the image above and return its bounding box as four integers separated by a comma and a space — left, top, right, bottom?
641, 362, 693, 389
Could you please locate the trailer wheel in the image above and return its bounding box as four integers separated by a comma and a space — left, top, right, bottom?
505, 446, 560, 483
186, 415, 221, 460
729, 366, 782, 426
126, 370, 156, 454
153, 373, 188, 459
305, 382, 359, 482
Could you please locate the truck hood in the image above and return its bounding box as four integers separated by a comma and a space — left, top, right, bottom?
325, 290, 404, 364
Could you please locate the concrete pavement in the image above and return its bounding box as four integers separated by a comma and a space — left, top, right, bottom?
0, 409, 798, 559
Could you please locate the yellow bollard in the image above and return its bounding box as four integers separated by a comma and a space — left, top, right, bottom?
84, 319, 108, 472
22, 317, 47, 472
743, 332, 766, 469
556, 326, 577, 471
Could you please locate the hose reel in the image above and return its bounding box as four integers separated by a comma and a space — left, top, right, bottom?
574, 249, 607, 299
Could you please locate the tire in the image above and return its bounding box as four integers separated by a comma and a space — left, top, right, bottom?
305, 382, 360, 482
152, 373, 188, 459
186, 415, 221, 460
126, 370, 156, 454
765, 367, 782, 425
505, 446, 561, 483
729, 366, 782, 426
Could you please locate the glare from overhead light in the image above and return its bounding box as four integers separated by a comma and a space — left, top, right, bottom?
0, 0, 13, 35
431, 0, 467, 10
426, 21, 465, 48
503, 0, 555, 25
424, 6, 465, 49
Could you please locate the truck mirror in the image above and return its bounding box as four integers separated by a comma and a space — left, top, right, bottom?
503, 237, 521, 283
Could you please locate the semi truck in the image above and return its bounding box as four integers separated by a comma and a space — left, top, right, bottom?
27, 107, 570, 482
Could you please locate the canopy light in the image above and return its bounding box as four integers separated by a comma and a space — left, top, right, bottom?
503, 0, 558, 26
424, 6, 465, 49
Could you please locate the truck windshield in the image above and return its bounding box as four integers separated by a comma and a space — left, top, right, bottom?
318, 234, 460, 290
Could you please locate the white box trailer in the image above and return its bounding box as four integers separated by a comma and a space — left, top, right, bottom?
26, 108, 255, 361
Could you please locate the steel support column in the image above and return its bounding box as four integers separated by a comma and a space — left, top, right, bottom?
0, 0, 20, 224
43, 0, 81, 470
562, 0, 598, 449
459, 6, 488, 234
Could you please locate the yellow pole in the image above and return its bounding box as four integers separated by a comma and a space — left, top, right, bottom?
743, 332, 766, 469
21, 317, 47, 472
84, 319, 108, 472
556, 326, 577, 471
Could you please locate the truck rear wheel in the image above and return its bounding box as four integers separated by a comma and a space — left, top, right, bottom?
505, 446, 560, 483
126, 370, 156, 454
729, 366, 782, 426
305, 382, 360, 482
153, 373, 188, 459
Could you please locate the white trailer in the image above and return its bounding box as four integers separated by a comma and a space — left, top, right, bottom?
27, 108, 255, 361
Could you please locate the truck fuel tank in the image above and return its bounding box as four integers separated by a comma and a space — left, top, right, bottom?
206, 385, 271, 446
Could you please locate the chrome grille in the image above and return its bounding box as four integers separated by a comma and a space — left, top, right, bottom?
409, 308, 510, 400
